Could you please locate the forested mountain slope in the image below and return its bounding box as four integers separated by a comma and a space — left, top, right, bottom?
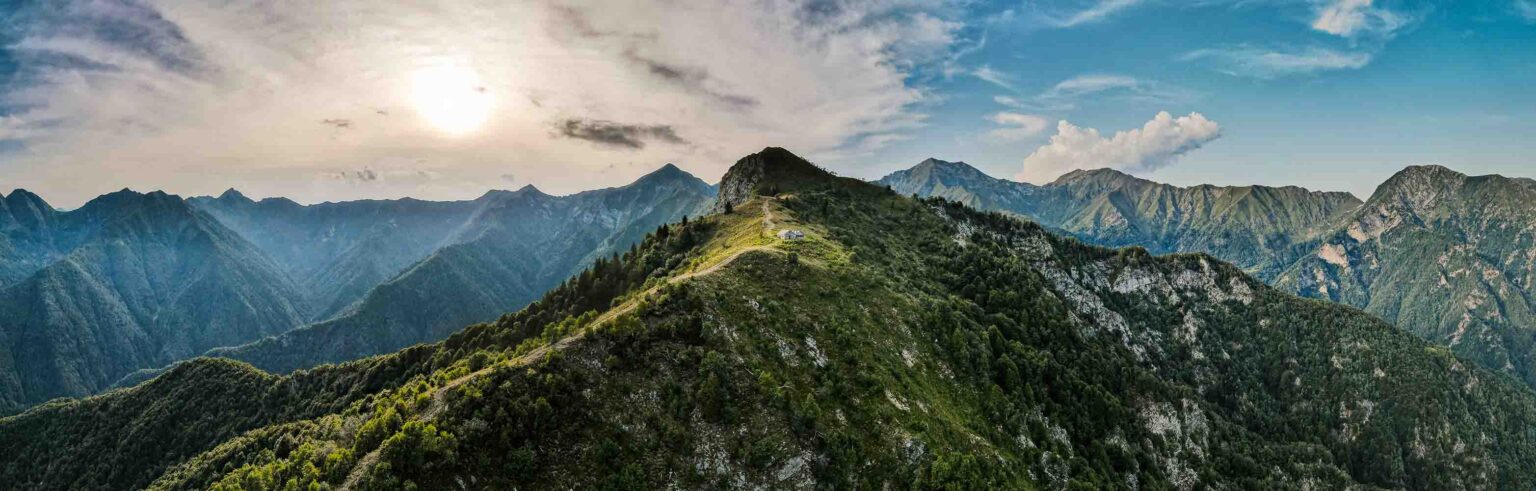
203, 164, 714, 374
881, 160, 1536, 391
0, 165, 713, 414
877, 160, 1361, 280
1277, 165, 1536, 389
4, 148, 1533, 490
0, 189, 63, 287
0, 190, 310, 414
190, 191, 486, 319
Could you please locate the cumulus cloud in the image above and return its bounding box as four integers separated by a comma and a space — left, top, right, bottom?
1018, 111, 1222, 183
983, 112, 1051, 143
1311, 0, 1408, 38
0, 0, 964, 206
1181, 45, 1372, 78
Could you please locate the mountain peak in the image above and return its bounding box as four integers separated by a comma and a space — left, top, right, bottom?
916, 157, 954, 168
713, 147, 832, 212
77, 188, 188, 218
1045, 168, 1159, 194
637, 162, 695, 182
1395, 164, 1463, 178
627, 163, 712, 196
217, 188, 251, 202
4, 188, 51, 211
478, 185, 549, 202
1366, 164, 1470, 208
913, 158, 985, 177
879, 158, 1006, 192
1050, 167, 1138, 184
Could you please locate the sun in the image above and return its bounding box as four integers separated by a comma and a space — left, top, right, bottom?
410, 64, 493, 135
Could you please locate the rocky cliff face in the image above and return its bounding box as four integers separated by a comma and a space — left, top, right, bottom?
713, 147, 832, 213
1277, 165, 1536, 388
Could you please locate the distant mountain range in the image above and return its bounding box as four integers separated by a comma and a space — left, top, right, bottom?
201, 164, 715, 374
0, 190, 310, 414
878, 160, 1536, 389
5, 147, 1534, 490
0, 165, 714, 414
878, 159, 1362, 280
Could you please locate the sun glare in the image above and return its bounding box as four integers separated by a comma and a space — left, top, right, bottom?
410, 64, 493, 135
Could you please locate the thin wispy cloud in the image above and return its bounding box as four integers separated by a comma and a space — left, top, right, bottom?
971, 65, 1018, 91
1019, 111, 1222, 183
995, 74, 1190, 111
1037, 0, 1146, 28
1181, 45, 1372, 79
983, 112, 1052, 143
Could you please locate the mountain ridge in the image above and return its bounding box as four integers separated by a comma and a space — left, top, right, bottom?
6, 147, 1535, 489
0, 165, 719, 414
876, 160, 1362, 279
882, 159, 1536, 391
0, 189, 311, 413
1277, 163, 1536, 388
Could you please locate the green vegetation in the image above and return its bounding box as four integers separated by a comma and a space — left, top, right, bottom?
0, 164, 715, 416
877, 159, 1361, 280
5, 148, 1535, 490
0, 214, 719, 490
883, 159, 1536, 394
1276, 165, 1536, 390
0, 190, 312, 415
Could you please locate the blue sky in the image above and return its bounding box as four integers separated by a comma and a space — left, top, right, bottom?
863, 0, 1536, 198
0, 0, 1533, 205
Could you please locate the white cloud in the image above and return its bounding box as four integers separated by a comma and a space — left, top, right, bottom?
1038, 0, 1146, 28
1181, 45, 1372, 78
1311, 0, 1409, 38
0, 0, 964, 206
971, 65, 1017, 91
1018, 111, 1222, 183
983, 112, 1051, 142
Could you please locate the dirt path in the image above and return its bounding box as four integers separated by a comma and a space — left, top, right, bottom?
338, 205, 779, 490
